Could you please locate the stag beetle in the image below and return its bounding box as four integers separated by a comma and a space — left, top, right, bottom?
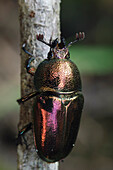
17, 32, 85, 163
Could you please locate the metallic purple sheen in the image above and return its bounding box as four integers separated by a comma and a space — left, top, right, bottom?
33, 92, 84, 162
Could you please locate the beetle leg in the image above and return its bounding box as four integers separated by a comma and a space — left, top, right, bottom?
22, 43, 37, 76
16, 122, 32, 148
22, 43, 34, 57
26, 57, 37, 76
17, 91, 40, 104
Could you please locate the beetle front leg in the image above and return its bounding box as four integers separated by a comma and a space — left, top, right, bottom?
22, 43, 37, 76
16, 122, 32, 149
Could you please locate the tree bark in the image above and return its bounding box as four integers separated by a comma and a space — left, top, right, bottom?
17, 0, 60, 169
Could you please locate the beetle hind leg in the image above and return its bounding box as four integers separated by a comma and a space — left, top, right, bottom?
16, 122, 33, 149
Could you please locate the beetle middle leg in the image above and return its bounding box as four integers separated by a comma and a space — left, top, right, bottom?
16, 122, 33, 148
17, 91, 40, 104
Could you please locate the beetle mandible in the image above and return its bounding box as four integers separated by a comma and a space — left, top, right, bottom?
17, 32, 85, 163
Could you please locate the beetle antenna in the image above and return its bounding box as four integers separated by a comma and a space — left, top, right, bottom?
36, 34, 52, 47
67, 32, 85, 48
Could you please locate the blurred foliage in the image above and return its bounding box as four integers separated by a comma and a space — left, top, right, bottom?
0, 161, 15, 170
0, 85, 20, 116
61, 0, 113, 77
61, 0, 113, 45
70, 45, 113, 75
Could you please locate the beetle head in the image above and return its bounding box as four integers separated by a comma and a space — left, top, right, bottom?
36, 32, 85, 60
36, 34, 70, 60
49, 37, 70, 60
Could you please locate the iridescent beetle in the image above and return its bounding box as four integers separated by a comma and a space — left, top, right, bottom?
17, 32, 85, 163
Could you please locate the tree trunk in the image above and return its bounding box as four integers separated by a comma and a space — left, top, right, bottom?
17, 0, 60, 169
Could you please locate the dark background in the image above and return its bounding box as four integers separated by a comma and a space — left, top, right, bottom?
0, 0, 113, 169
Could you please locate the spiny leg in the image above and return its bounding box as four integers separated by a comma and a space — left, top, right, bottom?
16, 122, 32, 149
